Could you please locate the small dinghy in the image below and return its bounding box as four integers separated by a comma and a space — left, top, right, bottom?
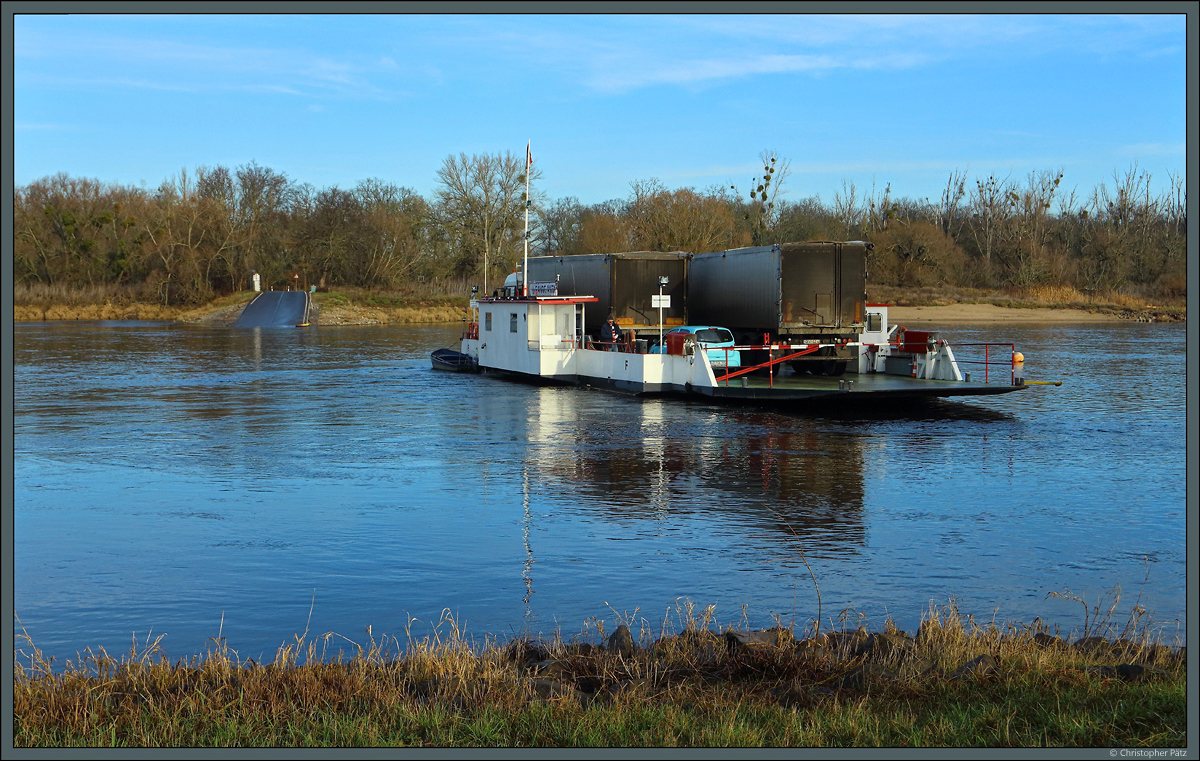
430, 348, 478, 373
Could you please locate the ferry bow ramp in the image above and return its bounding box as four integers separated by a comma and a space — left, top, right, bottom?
232, 292, 313, 328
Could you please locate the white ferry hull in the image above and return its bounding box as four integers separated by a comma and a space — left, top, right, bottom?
458, 298, 1027, 404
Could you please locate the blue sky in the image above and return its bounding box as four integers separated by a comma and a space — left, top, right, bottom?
11, 10, 1190, 209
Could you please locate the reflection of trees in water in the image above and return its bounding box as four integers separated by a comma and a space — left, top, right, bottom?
524, 396, 867, 553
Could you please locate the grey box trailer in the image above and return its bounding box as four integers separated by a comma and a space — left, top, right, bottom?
525, 252, 689, 338
687, 241, 869, 375
688, 241, 869, 341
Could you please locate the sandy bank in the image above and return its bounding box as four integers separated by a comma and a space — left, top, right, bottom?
887, 304, 1128, 324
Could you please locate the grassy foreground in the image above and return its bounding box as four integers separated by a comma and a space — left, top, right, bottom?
13, 604, 1186, 748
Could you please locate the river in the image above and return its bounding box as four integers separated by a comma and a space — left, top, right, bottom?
12, 319, 1188, 663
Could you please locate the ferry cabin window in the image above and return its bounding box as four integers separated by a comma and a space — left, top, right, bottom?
510, 313, 518, 333
485, 312, 492, 331
867, 313, 882, 332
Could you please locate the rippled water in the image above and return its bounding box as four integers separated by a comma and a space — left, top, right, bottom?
12, 320, 1188, 662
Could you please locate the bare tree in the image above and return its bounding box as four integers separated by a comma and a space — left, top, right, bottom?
354, 178, 431, 287
864, 179, 896, 235
233, 162, 296, 289
625, 179, 747, 253
831, 180, 862, 239
576, 200, 632, 255
299, 187, 361, 289
1000, 168, 1063, 287
435, 151, 538, 291
1164, 170, 1185, 237
192, 165, 240, 292
967, 173, 1012, 270
1087, 164, 1180, 290
732, 149, 791, 245
773, 196, 839, 242
535, 196, 584, 256
143, 168, 232, 304
935, 169, 968, 238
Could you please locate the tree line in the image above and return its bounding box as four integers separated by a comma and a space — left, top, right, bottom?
12, 151, 1186, 305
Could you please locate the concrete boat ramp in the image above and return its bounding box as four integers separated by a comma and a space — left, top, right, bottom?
232, 292, 313, 328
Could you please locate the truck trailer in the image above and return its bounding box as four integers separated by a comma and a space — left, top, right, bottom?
523, 251, 690, 339
687, 241, 870, 375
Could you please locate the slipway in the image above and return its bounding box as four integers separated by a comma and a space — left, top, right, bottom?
232, 292, 312, 328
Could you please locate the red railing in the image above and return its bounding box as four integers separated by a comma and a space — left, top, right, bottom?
952, 342, 1016, 384
585, 338, 634, 352
712, 344, 822, 386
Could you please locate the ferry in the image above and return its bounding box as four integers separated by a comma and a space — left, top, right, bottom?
436, 292, 1029, 405
430, 147, 1029, 404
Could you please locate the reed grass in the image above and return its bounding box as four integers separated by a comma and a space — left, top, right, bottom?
12, 281, 159, 307
309, 290, 470, 326
13, 600, 1186, 748
866, 284, 1184, 314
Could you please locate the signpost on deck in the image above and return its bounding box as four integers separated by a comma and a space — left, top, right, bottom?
654, 276, 670, 350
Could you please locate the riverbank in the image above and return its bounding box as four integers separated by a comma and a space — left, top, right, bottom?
888, 304, 1158, 324
13, 605, 1186, 748
11, 291, 473, 326
12, 289, 1183, 326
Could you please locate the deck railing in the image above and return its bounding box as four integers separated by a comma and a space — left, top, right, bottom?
712, 344, 823, 386
949, 342, 1017, 384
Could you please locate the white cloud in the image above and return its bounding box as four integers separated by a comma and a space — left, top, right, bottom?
520, 14, 1182, 94
589, 50, 932, 92
15, 24, 391, 100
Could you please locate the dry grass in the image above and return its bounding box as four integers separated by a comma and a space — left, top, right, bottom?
13, 282, 185, 321
13, 600, 1186, 747
13, 285, 473, 325
14, 303, 183, 321
13, 281, 154, 307
868, 284, 1184, 318
313, 301, 470, 326
1016, 285, 1174, 311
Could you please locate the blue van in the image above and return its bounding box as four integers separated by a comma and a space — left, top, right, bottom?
649, 326, 742, 369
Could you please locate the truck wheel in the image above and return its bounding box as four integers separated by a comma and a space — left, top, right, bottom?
822, 360, 847, 376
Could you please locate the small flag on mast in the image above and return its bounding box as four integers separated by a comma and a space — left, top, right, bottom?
526, 141, 532, 168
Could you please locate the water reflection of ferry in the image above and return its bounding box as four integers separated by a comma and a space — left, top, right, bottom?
523, 389, 867, 554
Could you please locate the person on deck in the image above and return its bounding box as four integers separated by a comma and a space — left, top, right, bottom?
602, 318, 623, 351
